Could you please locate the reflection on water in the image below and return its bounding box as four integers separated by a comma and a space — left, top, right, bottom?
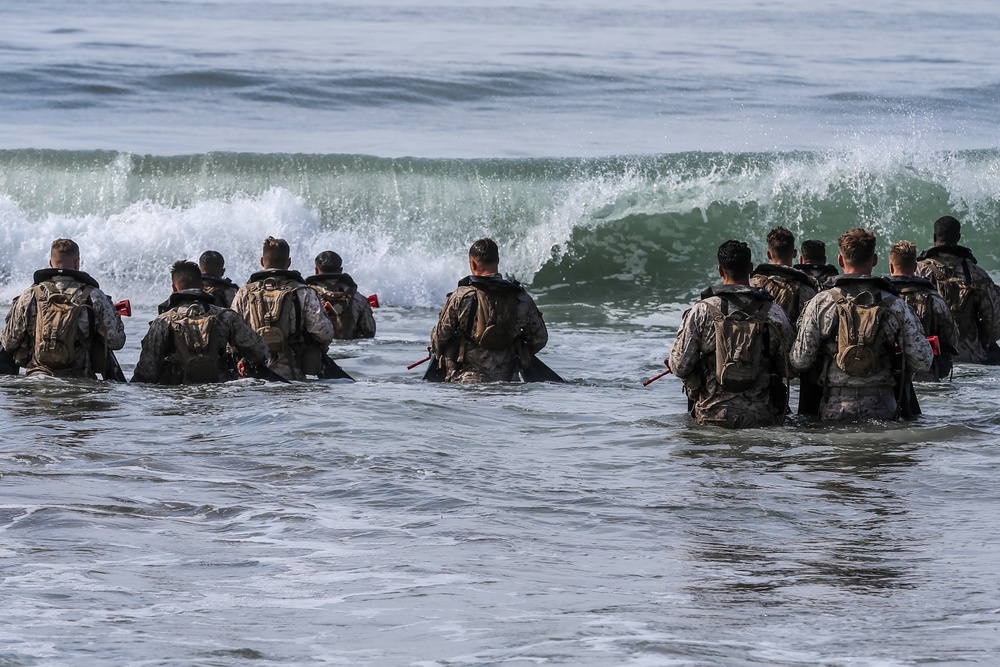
674, 432, 922, 597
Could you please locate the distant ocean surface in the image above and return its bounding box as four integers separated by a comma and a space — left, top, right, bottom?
3, 1, 1000, 665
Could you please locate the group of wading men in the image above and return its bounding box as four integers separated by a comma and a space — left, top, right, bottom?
3, 218, 996, 428
0, 236, 548, 386
669, 216, 1000, 427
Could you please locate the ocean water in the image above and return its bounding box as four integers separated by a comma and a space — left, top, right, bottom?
2, 1, 1000, 665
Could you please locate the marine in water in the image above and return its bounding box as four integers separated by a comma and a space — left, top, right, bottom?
305, 250, 376, 340
750, 226, 819, 330
791, 228, 932, 421
915, 215, 1000, 365
669, 239, 793, 429
199, 250, 239, 309
132, 260, 269, 384
231, 237, 335, 381
1, 238, 126, 379
888, 240, 959, 382
430, 238, 548, 383
794, 239, 839, 287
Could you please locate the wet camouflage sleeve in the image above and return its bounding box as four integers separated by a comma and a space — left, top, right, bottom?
219, 309, 268, 362
431, 287, 469, 357
351, 293, 376, 339
297, 287, 336, 347
517, 291, 547, 354
90, 288, 126, 350
895, 297, 934, 373
789, 291, 832, 374
230, 285, 252, 326
931, 292, 961, 355
668, 303, 709, 380
0, 286, 36, 352
131, 317, 171, 383
768, 302, 795, 377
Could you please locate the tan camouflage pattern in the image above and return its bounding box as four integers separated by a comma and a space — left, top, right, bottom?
308, 276, 376, 339
669, 286, 794, 429
202, 279, 238, 309
232, 276, 336, 381
132, 298, 269, 383
1, 275, 126, 378
750, 269, 817, 329
896, 283, 960, 382
431, 279, 548, 383
790, 276, 933, 421
916, 251, 1000, 363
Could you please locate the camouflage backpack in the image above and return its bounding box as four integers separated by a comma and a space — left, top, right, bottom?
760, 274, 801, 322
30, 281, 94, 372
830, 288, 894, 376
469, 286, 520, 351
704, 296, 772, 392
246, 278, 302, 360
897, 286, 936, 339
165, 304, 224, 383
312, 283, 358, 340
924, 258, 981, 339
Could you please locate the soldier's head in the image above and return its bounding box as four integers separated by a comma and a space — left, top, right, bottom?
261, 236, 291, 270
933, 215, 961, 246
837, 228, 878, 274
800, 239, 826, 265
765, 226, 796, 266
468, 238, 500, 276
889, 240, 918, 277
717, 239, 753, 284
199, 250, 226, 278
314, 250, 343, 275
171, 260, 203, 292
49, 238, 80, 271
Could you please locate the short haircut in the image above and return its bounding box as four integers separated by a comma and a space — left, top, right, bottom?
933, 215, 961, 245
717, 239, 752, 279
171, 260, 203, 290
469, 238, 500, 266
50, 238, 80, 261
800, 239, 826, 263
889, 240, 917, 272
199, 250, 225, 277
766, 226, 796, 258
262, 236, 290, 266
314, 250, 343, 274
838, 228, 877, 266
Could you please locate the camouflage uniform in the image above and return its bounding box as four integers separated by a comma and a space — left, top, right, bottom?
202, 275, 239, 309
669, 284, 794, 429
1, 269, 126, 379
791, 275, 933, 421
231, 269, 336, 381
305, 273, 376, 339
890, 274, 960, 382
431, 274, 547, 383
916, 245, 1000, 364
794, 262, 839, 289
132, 289, 269, 384
750, 263, 819, 329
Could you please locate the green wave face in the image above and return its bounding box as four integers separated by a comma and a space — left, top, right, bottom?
1, 149, 999, 316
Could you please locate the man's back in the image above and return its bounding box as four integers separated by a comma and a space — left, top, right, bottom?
1, 269, 125, 378
305, 273, 376, 340
891, 274, 960, 381
133, 290, 269, 384
232, 269, 335, 380
669, 285, 793, 429
791, 275, 933, 420
431, 275, 547, 383
749, 264, 818, 328
916, 245, 1000, 363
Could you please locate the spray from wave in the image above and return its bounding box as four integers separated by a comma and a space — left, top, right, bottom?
0, 147, 998, 309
